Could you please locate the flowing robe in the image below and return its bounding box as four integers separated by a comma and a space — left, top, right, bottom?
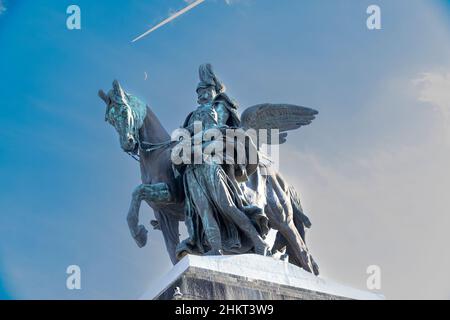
175, 94, 269, 258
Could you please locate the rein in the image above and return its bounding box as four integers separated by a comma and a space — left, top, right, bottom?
127, 137, 173, 163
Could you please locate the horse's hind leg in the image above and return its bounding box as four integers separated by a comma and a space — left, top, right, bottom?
278, 221, 317, 274
264, 201, 313, 273
272, 231, 288, 253
268, 206, 319, 275
266, 173, 318, 274
293, 214, 306, 244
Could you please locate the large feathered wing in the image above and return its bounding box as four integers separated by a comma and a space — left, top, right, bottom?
240, 104, 318, 144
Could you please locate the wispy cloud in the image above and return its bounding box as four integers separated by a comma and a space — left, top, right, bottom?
281, 138, 450, 299
414, 72, 450, 141
415, 72, 450, 113
0, 0, 7, 15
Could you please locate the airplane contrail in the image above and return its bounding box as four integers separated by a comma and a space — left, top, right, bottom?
132, 0, 206, 43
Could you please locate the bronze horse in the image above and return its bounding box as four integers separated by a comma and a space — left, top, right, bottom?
98, 80, 319, 275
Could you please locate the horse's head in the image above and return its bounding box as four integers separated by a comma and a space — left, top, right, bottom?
98, 80, 147, 154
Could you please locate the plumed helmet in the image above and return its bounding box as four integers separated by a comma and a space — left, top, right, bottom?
196, 63, 225, 94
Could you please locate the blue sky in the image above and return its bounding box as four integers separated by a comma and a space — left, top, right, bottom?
1, 0, 450, 299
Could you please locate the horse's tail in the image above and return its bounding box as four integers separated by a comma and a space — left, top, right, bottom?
288, 185, 312, 229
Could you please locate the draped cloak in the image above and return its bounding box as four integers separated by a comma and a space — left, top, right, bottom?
175, 93, 269, 259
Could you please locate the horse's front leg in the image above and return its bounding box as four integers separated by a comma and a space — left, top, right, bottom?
127, 183, 174, 248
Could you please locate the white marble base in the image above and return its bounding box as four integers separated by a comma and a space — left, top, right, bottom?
141, 254, 384, 300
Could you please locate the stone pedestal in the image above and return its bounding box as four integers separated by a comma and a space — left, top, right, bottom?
141, 254, 383, 300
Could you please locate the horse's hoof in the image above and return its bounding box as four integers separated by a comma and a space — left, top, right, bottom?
311, 258, 320, 276
204, 249, 223, 256
255, 245, 272, 257
150, 220, 161, 230
280, 253, 289, 262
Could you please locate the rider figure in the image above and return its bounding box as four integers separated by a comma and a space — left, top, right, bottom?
175, 64, 270, 259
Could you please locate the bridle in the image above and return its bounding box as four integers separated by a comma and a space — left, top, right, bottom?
119, 96, 172, 162
126, 136, 173, 163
